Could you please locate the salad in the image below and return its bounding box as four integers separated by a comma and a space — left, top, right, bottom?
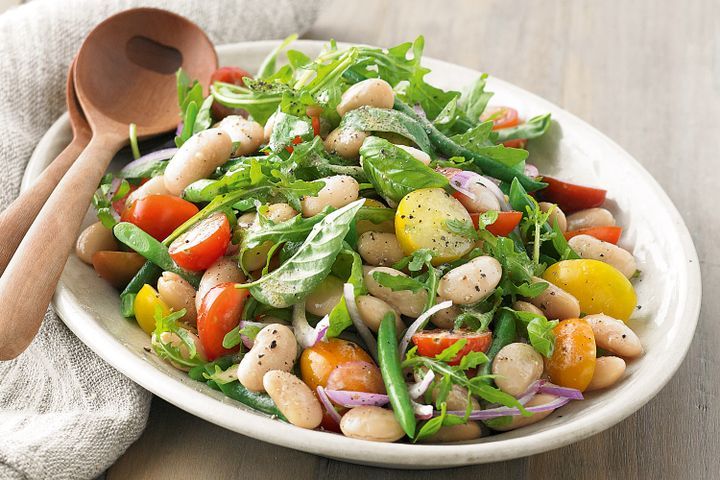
75, 36, 643, 443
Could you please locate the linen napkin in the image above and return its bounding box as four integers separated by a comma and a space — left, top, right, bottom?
0, 1, 320, 478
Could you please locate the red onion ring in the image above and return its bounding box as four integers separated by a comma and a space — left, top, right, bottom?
539, 382, 584, 400
412, 400, 434, 420
316, 386, 342, 424
324, 389, 390, 408
449, 170, 510, 211
443, 395, 570, 420
237, 320, 265, 350
292, 303, 329, 349
398, 300, 453, 359
407, 369, 435, 399
524, 163, 539, 178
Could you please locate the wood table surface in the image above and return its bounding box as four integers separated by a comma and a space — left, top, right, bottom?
108, 0, 720, 478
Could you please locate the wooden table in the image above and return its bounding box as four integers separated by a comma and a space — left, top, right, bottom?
108, 0, 719, 477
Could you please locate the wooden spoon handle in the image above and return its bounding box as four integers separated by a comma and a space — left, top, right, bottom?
0, 135, 90, 276
0, 133, 124, 360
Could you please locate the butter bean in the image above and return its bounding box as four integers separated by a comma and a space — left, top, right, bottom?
364, 266, 427, 318
358, 231, 404, 267
492, 343, 544, 397
528, 276, 580, 320
336, 78, 395, 116
586, 356, 626, 391
75, 222, 118, 264
437, 256, 502, 305
237, 324, 297, 392
263, 370, 322, 429
568, 234, 637, 278
164, 128, 233, 196
566, 207, 615, 231
340, 406, 405, 442
584, 313, 643, 358
301, 175, 360, 217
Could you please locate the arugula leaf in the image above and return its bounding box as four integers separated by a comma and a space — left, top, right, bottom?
268, 111, 313, 153
445, 218, 479, 241
244, 199, 365, 307
495, 113, 552, 142
450, 121, 494, 150
257, 34, 298, 79
526, 316, 558, 357
451, 123, 528, 173
414, 402, 468, 443
340, 106, 433, 154
360, 136, 448, 204
458, 351, 488, 370
175, 69, 205, 147
151, 308, 205, 369
212, 80, 284, 124
355, 206, 395, 225
240, 207, 331, 254
434, 338, 468, 362
458, 74, 493, 122
284, 137, 367, 181
551, 217, 581, 261
372, 271, 426, 293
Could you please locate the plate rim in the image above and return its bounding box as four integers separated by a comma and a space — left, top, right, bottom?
25, 39, 702, 468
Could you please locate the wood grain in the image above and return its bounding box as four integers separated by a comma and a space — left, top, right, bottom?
109, 0, 720, 478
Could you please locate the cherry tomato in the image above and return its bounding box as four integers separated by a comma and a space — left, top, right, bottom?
121, 194, 199, 241
112, 183, 139, 215
546, 318, 596, 391
91, 251, 146, 289
537, 177, 607, 213
299, 338, 374, 391
169, 212, 231, 271
412, 329, 492, 366
543, 259, 637, 321
502, 138, 527, 149
311, 115, 321, 136
480, 106, 520, 130
197, 283, 249, 360
470, 211, 523, 236
564, 226, 623, 244
134, 284, 170, 335
209, 66, 253, 120
326, 361, 386, 393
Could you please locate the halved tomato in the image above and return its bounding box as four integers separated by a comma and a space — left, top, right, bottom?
412, 329, 492, 366
121, 194, 199, 241
480, 106, 520, 130
169, 212, 231, 271
564, 226, 622, 244
472, 211, 523, 236
197, 283, 249, 360
210, 66, 252, 86
537, 177, 607, 213
501, 138, 527, 149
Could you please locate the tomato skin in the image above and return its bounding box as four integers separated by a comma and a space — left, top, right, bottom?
210, 66, 252, 86
169, 212, 231, 271
412, 329, 492, 366
134, 284, 170, 335
546, 318, 596, 391
537, 177, 607, 213
564, 226, 622, 244
121, 194, 199, 241
112, 183, 139, 215
480, 106, 520, 130
299, 339, 374, 392
543, 259, 637, 321
502, 138, 527, 149
197, 283, 249, 360
470, 211, 523, 236
326, 361, 386, 394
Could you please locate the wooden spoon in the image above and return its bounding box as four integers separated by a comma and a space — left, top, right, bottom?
0, 60, 91, 276
0, 8, 217, 360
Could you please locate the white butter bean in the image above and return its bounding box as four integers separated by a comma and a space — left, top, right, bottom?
529, 276, 581, 320
355, 295, 404, 334
358, 231, 404, 266
336, 78, 395, 117
430, 299, 462, 329
512, 300, 545, 316
584, 314, 643, 358
566, 207, 615, 231
196, 257, 246, 311
586, 356, 626, 391
301, 175, 360, 217
396, 145, 431, 165
568, 234, 637, 278
432, 384, 479, 411
125, 175, 170, 206
437, 256, 502, 305
305, 275, 344, 317
539, 202, 567, 232
164, 128, 233, 196
455, 182, 501, 213
237, 324, 297, 392
339, 406, 405, 442
218, 115, 264, 156
157, 272, 197, 324
263, 370, 323, 429
324, 128, 369, 159
364, 266, 427, 318
421, 422, 485, 443
75, 222, 118, 264
492, 343, 544, 397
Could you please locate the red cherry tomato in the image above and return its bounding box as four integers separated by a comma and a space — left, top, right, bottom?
480, 106, 520, 130
537, 177, 607, 213
470, 211, 523, 236
121, 194, 199, 241
311, 115, 321, 136
412, 329, 492, 366
210, 66, 252, 86
168, 212, 231, 271
502, 138, 528, 149
564, 226, 623, 244
111, 184, 139, 215
197, 283, 249, 360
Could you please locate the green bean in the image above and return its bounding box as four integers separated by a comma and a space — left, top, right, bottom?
479, 309, 517, 380
393, 100, 547, 192
119, 261, 162, 317
378, 313, 416, 438
214, 380, 287, 421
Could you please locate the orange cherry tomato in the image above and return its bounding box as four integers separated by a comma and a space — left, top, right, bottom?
326, 361, 386, 394
537, 177, 607, 214
169, 212, 231, 271
299, 338, 374, 392
121, 194, 199, 241
501, 138, 527, 149
197, 282, 249, 361
412, 329, 492, 366
470, 211, 523, 236
546, 318, 596, 391
480, 106, 520, 130
564, 226, 623, 245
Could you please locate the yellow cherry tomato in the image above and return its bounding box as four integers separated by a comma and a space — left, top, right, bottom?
546, 318, 596, 391
395, 188, 474, 265
542, 259, 637, 321
134, 284, 170, 335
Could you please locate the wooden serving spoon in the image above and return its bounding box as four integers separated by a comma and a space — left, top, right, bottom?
0, 60, 91, 276
0, 8, 217, 360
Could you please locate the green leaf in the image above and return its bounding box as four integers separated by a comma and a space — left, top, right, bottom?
268, 111, 313, 153
245, 199, 365, 307
355, 206, 395, 225
496, 113, 552, 142
434, 338, 468, 362
240, 208, 331, 253
192, 95, 214, 134
372, 271, 426, 293
458, 74, 494, 122
257, 34, 298, 79
526, 316, 559, 357
450, 121, 494, 150
327, 247, 366, 338
445, 218, 479, 241
340, 106, 433, 154
360, 136, 448, 204
151, 308, 205, 369
458, 351, 488, 370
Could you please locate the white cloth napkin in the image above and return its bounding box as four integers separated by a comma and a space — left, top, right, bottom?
0, 1, 320, 478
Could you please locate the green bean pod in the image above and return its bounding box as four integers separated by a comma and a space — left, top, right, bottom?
119, 261, 162, 317
378, 313, 416, 438
479, 309, 517, 380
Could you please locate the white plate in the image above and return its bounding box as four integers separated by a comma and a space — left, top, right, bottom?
24, 40, 701, 468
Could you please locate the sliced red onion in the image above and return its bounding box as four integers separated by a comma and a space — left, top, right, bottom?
324, 389, 389, 408
524, 163, 539, 178
175, 122, 184, 137
412, 400, 434, 420
398, 300, 453, 358
292, 303, 329, 349
407, 369, 435, 400
343, 283, 378, 361
105, 177, 122, 202
516, 379, 544, 406
316, 386, 342, 424
119, 148, 178, 178
539, 382, 584, 400
443, 395, 571, 420
237, 320, 265, 350
449, 170, 510, 211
